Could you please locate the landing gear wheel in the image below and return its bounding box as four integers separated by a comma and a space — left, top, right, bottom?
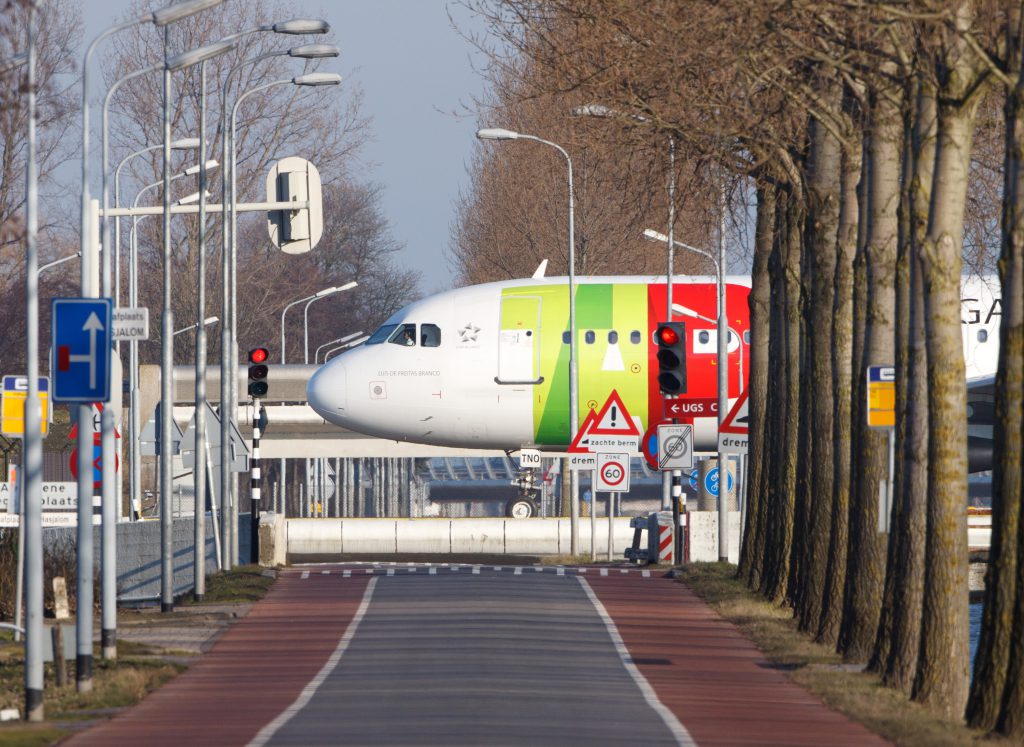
505, 497, 538, 519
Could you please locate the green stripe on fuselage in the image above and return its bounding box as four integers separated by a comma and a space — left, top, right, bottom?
500, 283, 649, 446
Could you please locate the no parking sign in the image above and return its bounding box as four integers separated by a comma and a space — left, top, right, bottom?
596, 453, 630, 492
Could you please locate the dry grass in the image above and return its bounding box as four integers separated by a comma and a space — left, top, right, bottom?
179, 564, 275, 605
679, 563, 1009, 747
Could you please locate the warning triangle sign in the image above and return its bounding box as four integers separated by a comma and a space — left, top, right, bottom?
589, 389, 642, 436
567, 410, 599, 453
719, 391, 749, 435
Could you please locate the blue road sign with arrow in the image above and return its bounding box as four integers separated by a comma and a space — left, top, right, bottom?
51, 298, 112, 402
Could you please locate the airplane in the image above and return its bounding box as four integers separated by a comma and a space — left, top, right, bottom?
307, 270, 1001, 516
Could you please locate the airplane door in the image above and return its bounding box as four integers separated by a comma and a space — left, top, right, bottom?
496, 296, 543, 384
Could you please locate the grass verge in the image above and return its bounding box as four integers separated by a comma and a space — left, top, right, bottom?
678, 563, 1007, 746
179, 564, 275, 605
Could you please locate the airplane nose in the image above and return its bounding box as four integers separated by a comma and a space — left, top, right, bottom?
307, 361, 347, 421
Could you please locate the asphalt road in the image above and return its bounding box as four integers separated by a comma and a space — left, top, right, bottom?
253, 570, 690, 746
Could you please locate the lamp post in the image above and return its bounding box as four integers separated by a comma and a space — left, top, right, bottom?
315, 331, 364, 364
19, 5, 41, 719
158, 39, 236, 616
646, 227, 730, 560
76, 0, 227, 696
219, 47, 340, 570
37, 252, 80, 275
476, 127, 578, 551
281, 287, 340, 364
304, 282, 357, 363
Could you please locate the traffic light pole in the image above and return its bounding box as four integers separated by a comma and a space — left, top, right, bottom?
250, 397, 261, 564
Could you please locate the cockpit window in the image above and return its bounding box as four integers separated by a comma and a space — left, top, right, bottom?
421, 324, 441, 347
366, 324, 397, 345
388, 323, 418, 347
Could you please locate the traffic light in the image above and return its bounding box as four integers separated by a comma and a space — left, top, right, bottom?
656, 322, 687, 395
248, 347, 269, 398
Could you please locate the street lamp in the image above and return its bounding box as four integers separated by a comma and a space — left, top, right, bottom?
304, 282, 357, 363
673, 304, 743, 394
74, 0, 227, 700
218, 46, 340, 570
281, 287, 343, 364
324, 335, 370, 361
37, 252, 80, 275
476, 126, 579, 552
315, 331, 364, 364
158, 37, 235, 618
173, 316, 219, 337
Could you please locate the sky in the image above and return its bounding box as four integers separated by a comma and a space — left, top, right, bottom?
83, 0, 491, 294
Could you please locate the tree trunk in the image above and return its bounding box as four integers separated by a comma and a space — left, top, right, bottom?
841, 80, 901, 662
913, 20, 981, 713
818, 131, 862, 647
765, 181, 803, 604
740, 182, 776, 590
798, 112, 841, 633
882, 76, 936, 694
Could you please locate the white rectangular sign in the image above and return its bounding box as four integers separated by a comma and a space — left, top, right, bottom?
518, 448, 542, 468
657, 424, 694, 470
0, 481, 78, 512
567, 453, 597, 471
717, 431, 748, 454
112, 307, 149, 341
596, 452, 631, 492
586, 435, 640, 453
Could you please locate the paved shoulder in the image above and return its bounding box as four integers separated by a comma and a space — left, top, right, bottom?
65, 571, 371, 746
586, 575, 891, 747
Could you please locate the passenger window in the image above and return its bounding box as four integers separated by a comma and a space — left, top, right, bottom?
698, 330, 710, 345
608, 331, 618, 344
977, 329, 988, 343
388, 323, 418, 347
743, 330, 751, 344
562, 331, 571, 344
421, 324, 441, 347
630, 330, 642, 344
366, 324, 397, 345
585, 330, 596, 344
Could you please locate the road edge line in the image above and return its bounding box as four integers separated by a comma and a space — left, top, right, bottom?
576, 576, 697, 747
247, 576, 379, 746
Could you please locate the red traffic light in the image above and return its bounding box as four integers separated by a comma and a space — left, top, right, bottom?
249, 347, 269, 364
657, 326, 679, 346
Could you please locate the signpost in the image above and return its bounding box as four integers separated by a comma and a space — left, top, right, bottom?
867, 365, 896, 532
664, 396, 717, 420
51, 298, 112, 403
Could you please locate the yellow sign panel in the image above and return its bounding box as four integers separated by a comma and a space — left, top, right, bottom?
866, 365, 895, 429
1, 377, 50, 438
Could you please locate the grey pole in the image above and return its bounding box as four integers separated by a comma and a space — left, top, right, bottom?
159, 24, 175, 611
476, 129, 578, 554
665, 137, 676, 513
717, 184, 729, 562
100, 60, 162, 668
193, 60, 209, 600
22, 5, 43, 720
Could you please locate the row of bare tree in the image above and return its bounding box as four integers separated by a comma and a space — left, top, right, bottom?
458, 0, 1020, 735
0, 0, 418, 380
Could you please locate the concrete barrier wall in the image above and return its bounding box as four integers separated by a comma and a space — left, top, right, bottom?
686, 511, 742, 564
44, 514, 251, 602
286, 517, 636, 557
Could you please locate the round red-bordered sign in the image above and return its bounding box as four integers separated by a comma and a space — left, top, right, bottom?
600, 461, 626, 487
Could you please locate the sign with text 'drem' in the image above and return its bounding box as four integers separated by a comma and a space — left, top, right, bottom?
1, 376, 50, 437
51, 297, 112, 402
867, 365, 895, 428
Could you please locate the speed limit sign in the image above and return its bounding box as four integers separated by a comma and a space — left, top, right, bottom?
596, 453, 630, 492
